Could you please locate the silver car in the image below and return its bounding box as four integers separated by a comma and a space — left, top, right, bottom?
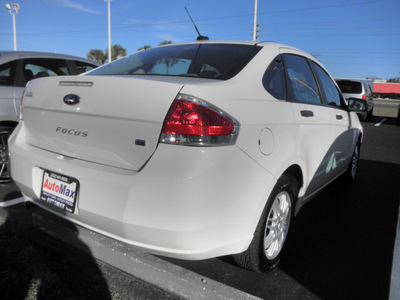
0, 51, 100, 182
335, 78, 374, 121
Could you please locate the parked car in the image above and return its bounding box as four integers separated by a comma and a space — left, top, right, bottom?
335, 78, 374, 121
0, 51, 100, 182
9, 41, 364, 272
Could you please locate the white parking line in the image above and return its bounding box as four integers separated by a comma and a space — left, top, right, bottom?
0, 197, 25, 207
375, 118, 387, 127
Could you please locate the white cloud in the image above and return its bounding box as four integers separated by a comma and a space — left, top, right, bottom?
153, 33, 182, 44
57, 0, 102, 15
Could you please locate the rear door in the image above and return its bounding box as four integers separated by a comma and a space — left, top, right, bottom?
0, 60, 19, 122
311, 61, 353, 180
281, 52, 336, 198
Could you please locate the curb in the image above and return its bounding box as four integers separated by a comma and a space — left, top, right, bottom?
32, 209, 262, 300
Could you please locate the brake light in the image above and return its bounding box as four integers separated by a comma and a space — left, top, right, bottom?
362, 94, 366, 100
160, 94, 239, 146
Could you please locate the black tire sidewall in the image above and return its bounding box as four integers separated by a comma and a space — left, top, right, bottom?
255, 175, 298, 272
0, 126, 15, 183
343, 142, 360, 183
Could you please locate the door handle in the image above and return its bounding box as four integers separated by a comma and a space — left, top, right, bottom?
301, 110, 314, 118
336, 115, 343, 120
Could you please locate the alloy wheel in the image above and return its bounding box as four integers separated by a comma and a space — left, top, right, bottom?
263, 191, 292, 260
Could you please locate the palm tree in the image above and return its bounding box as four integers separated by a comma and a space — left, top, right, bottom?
87, 49, 106, 64
105, 44, 127, 61
159, 40, 173, 46
138, 45, 151, 52
158, 41, 177, 75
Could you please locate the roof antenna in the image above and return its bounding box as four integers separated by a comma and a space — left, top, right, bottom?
185, 7, 209, 41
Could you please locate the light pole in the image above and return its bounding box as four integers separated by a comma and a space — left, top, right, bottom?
252, 0, 258, 41
5, 3, 20, 51
105, 0, 113, 63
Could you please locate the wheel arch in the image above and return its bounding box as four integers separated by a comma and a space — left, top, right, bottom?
282, 164, 303, 189
0, 121, 18, 129
281, 164, 303, 215
358, 132, 363, 144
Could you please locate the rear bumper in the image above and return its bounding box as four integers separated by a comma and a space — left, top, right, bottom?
9, 124, 276, 259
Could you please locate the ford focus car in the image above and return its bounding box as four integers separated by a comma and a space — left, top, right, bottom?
9, 41, 364, 272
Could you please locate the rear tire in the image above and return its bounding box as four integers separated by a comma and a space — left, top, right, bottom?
359, 112, 367, 121
343, 142, 360, 183
367, 108, 373, 118
234, 175, 298, 272
0, 126, 14, 183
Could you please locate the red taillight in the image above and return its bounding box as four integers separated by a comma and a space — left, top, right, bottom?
362, 94, 366, 100
160, 95, 239, 146
163, 100, 234, 136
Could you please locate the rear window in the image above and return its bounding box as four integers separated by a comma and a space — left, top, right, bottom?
88, 44, 261, 80
335, 80, 362, 94
262, 55, 286, 100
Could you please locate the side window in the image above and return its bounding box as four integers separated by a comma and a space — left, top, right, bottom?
74, 61, 98, 74
283, 54, 321, 104
262, 55, 286, 100
365, 83, 372, 97
0, 61, 17, 86
23, 59, 69, 81
368, 85, 373, 96
313, 62, 343, 107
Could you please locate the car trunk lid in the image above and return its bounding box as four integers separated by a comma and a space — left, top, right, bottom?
22, 75, 184, 171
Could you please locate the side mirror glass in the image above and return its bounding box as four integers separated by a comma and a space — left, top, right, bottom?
348, 98, 367, 112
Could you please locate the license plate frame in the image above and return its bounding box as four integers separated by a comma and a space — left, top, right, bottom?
40, 170, 79, 213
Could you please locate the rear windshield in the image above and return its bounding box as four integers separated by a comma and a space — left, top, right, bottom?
335, 80, 362, 94
88, 44, 261, 80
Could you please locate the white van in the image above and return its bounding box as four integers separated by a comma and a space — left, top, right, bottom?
335, 78, 374, 121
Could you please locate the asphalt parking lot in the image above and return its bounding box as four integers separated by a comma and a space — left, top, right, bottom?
1, 102, 399, 300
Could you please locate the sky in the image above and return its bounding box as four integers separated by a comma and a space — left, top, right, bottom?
0, 0, 399, 79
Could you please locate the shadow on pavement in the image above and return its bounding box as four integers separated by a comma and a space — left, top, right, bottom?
165, 158, 400, 300
0, 204, 112, 299
0, 181, 22, 201
280, 159, 400, 300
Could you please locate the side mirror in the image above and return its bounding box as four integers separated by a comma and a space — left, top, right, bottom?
347, 98, 367, 113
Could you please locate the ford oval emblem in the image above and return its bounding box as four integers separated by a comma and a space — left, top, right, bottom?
63, 94, 80, 105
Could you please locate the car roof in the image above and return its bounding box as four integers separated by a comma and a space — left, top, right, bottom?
153, 40, 294, 49
0, 51, 100, 65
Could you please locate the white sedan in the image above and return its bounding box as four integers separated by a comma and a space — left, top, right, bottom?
9, 41, 364, 272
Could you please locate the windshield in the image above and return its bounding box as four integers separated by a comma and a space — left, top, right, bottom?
88, 44, 261, 80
